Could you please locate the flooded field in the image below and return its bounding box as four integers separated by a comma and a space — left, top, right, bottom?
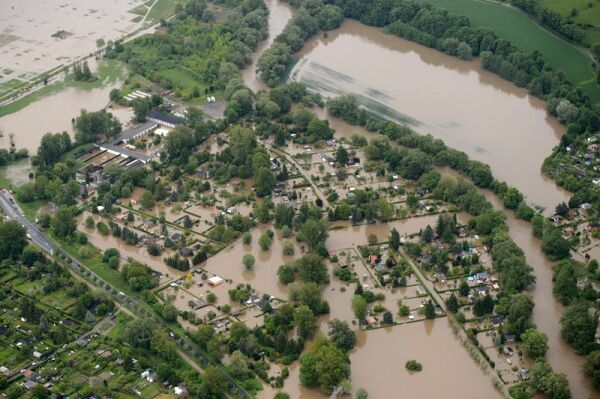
0, 59, 132, 153
291, 20, 570, 211
0, 0, 144, 81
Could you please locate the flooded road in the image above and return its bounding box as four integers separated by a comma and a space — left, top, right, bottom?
291, 20, 570, 211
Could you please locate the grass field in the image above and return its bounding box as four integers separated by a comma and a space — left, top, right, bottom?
415, 0, 600, 103
541, 0, 600, 46
0, 59, 127, 118
146, 0, 188, 23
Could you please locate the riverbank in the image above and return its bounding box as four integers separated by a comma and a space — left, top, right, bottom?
413, 0, 600, 104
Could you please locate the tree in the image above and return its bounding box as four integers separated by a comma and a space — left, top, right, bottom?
383, 311, 394, 324
521, 329, 549, 359
445, 293, 459, 313
255, 167, 276, 197
584, 351, 600, 390
542, 229, 571, 260
553, 260, 579, 305
298, 219, 329, 252
228, 350, 250, 379
473, 295, 494, 317
242, 253, 255, 270
0, 221, 27, 260
165, 125, 196, 164
389, 228, 400, 251
328, 319, 356, 351
458, 281, 469, 296
294, 305, 317, 339
336, 147, 349, 166
423, 300, 436, 319
297, 254, 329, 284
561, 302, 597, 354
74, 109, 120, 143
530, 359, 571, 399
162, 303, 178, 322
352, 295, 367, 322
299, 335, 350, 393
51, 206, 76, 238
278, 263, 296, 284
198, 366, 227, 398
259, 233, 272, 251
356, 388, 369, 399
140, 190, 155, 210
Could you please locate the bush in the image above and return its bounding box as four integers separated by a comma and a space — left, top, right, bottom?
405, 360, 423, 372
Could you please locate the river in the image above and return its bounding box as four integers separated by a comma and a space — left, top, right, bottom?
242, 2, 596, 398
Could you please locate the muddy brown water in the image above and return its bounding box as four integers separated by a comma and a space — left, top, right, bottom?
0, 57, 132, 154
241, 0, 293, 93
247, 2, 593, 393
290, 20, 570, 212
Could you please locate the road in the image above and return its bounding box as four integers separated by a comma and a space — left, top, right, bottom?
0, 189, 54, 253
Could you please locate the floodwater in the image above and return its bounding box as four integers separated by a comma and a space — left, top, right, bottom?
0, 68, 131, 154
241, 0, 293, 93
269, 321, 503, 399
291, 20, 571, 211
470, 178, 597, 399
0, 0, 144, 79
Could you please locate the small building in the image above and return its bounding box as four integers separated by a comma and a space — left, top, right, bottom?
207, 276, 224, 286
116, 121, 158, 144
415, 285, 427, 296
141, 369, 157, 382
147, 110, 185, 128
188, 299, 208, 310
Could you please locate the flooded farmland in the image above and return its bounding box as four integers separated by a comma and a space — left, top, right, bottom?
0, 0, 145, 79
0, 80, 131, 153
290, 20, 570, 211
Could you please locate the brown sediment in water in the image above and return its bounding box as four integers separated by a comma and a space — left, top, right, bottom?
290, 19, 570, 212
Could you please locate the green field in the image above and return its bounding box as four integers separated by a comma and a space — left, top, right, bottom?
541, 0, 600, 46
415, 0, 600, 103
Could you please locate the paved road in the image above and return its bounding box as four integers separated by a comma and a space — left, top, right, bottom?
0, 189, 54, 253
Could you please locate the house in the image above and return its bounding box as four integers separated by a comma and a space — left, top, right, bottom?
365, 316, 377, 327
518, 369, 530, 381
75, 337, 89, 347
147, 110, 185, 128
174, 385, 189, 396
207, 276, 224, 286
475, 272, 489, 283
23, 380, 37, 389
490, 316, 506, 328
141, 369, 157, 382
504, 334, 516, 343
23, 370, 37, 380
101, 351, 112, 359
416, 285, 427, 296
226, 206, 237, 215
0, 366, 9, 375
188, 299, 208, 310
116, 121, 158, 144
179, 247, 193, 257
369, 255, 379, 264
171, 232, 183, 241
593, 178, 600, 187
474, 286, 490, 296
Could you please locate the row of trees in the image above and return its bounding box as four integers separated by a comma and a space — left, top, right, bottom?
257, 0, 344, 86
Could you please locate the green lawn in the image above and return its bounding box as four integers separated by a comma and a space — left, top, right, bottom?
0, 59, 128, 118
541, 0, 600, 46
146, 0, 188, 23
415, 0, 600, 103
